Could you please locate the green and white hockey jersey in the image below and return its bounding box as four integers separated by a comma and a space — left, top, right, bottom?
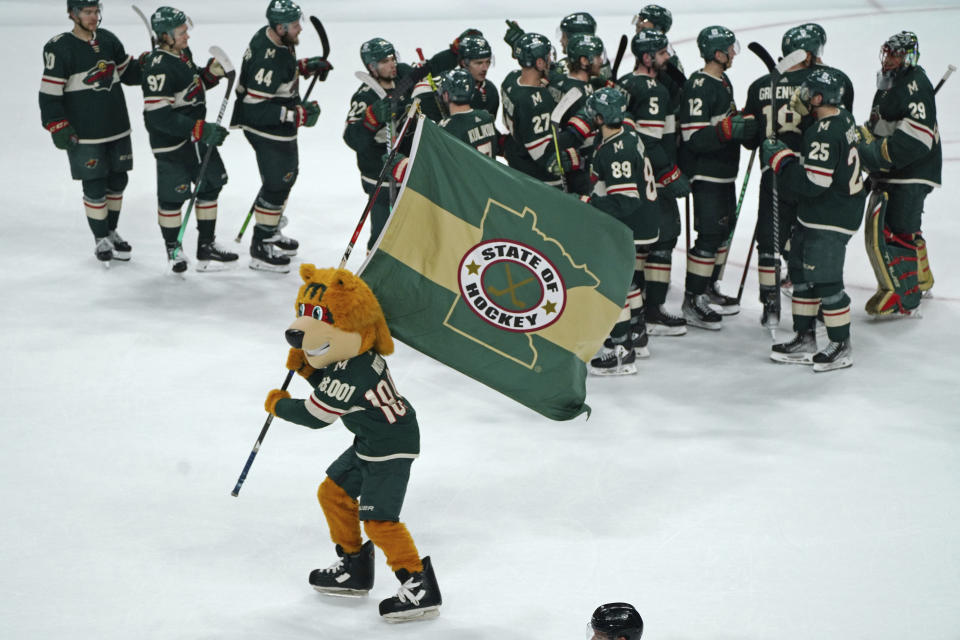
617, 71, 674, 174
439, 109, 497, 157
779, 109, 866, 234
590, 127, 660, 244
275, 350, 420, 461
868, 65, 942, 188
38, 28, 140, 142
470, 78, 500, 119
231, 26, 302, 142
141, 48, 212, 154
501, 72, 563, 184
677, 70, 740, 183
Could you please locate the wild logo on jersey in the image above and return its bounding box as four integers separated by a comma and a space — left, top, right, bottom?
458, 239, 566, 333
83, 60, 117, 91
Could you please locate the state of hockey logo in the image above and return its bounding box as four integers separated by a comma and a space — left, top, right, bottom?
457, 239, 566, 333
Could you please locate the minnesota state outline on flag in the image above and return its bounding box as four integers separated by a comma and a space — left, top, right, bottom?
359, 116, 635, 421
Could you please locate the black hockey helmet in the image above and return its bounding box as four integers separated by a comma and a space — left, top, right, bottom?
588, 602, 643, 640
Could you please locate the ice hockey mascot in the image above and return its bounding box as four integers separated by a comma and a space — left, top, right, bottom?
264, 264, 441, 622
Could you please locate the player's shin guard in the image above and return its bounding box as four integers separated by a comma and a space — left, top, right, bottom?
643, 249, 672, 307
864, 190, 921, 315
757, 251, 778, 302
195, 200, 218, 243
915, 234, 933, 293
317, 477, 362, 553
364, 521, 422, 574
820, 288, 851, 343
685, 248, 716, 295
83, 196, 109, 239
790, 283, 819, 334
711, 242, 730, 282
157, 204, 182, 245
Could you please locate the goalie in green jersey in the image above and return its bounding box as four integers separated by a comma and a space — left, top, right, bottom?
762, 68, 866, 372
39, 0, 143, 265
859, 31, 942, 315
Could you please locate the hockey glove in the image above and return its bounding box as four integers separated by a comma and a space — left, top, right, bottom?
450, 28, 483, 55
46, 119, 78, 150
264, 389, 291, 416
504, 20, 525, 57
717, 114, 759, 143
301, 101, 321, 127
858, 136, 893, 172
566, 111, 595, 142
193, 120, 229, 146
657, 165, 691, 198
761, 138, 796, 174
298, 56, 333, 81
286, 348, 317, 379
548, 148, 582, 176
382, 151, 409, 182
788, 88, 810, 117
200, 57, 225, 87
363, 99, 392, 132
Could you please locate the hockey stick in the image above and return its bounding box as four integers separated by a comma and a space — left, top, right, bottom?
548, 88, 583, 193
934, 63, 957, 94
131, 5, 156, 49
611, 35, 628, 79
230, 369, 294, 497
416, 47, 448, 118
302, 16, 329, 101
737, 222, 758, 304
733, 147, 757, 304
172, 46, 236, 259
662, 61, 686, 87
749, 44, 807, 335
684, 196, 691, 253
353, 71, 388, 99
339, 101, 420, 269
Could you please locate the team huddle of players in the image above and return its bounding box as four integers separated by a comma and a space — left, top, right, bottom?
40, 2, 941, 374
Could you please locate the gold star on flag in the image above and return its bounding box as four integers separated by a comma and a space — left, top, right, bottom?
465, 261, 480, 275
541, 301, 557, 314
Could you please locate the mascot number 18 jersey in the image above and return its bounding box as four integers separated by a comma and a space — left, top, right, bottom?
277, 350, 420, 461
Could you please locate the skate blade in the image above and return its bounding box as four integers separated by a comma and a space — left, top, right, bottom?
195, 260, 234, 273
684, 318, 722, 331
588, 363, 638, 376
769, 352, 814, 365
249, 259, 291, 274
312, 586, 369, 598
708, 304, 740, 316
646, 324, 687, 337
382, 606, 440, 623
98, 260, 111, 269
812, 357, 853, 372
111, 252, 131, 262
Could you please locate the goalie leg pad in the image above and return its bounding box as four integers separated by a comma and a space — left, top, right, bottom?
915, 234, 933, 293
863, 191, 921, 315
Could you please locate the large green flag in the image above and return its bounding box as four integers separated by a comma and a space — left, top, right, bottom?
359, 117, 635, 420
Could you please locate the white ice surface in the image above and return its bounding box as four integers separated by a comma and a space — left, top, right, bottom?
1, 2, 959, 639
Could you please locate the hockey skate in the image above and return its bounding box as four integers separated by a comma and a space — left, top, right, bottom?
705, 281, 739, 315
309, 540, 375, 597
249, 238, 291, 273
108, 230, 131, 261
268, 216, 299, 256
631, 325, 650, 359
589, 343, 637, 376
165, 242, 187, 274
812, 339, 852, 372
682, 292, 722, 330
770, 330, 816, 364
196, 239, 239, 272
760, 289, 780, 329
379, 556, 442, 622
94, 236, 113, 266
645, 304, 687, 336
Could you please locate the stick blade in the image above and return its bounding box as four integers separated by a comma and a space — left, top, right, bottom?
209, 45, 235, 76
747, 41, 776, 71
551, 87, 582, 124
775, 49, 808, 74
310, 15, 329, 58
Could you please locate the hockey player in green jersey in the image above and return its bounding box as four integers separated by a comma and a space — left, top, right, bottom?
343, 38, 430, 250
383, 69, 499, 181
142, 7, 236, 274
581, 88, 660, 374
456, 35, 499, 118
859, 31, 942, 314
678, 25, 758, 329
501, 33, 587, 189
619, 28, 690, 336
265, 265, 441, 621
437, 69, 498, 157
231, 0, 330, 273
762, 68, 866, 372
39, 0, 143, 265
741, 25, 819, 327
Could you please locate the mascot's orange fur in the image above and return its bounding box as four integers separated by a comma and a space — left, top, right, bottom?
264, 264, 441, 622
